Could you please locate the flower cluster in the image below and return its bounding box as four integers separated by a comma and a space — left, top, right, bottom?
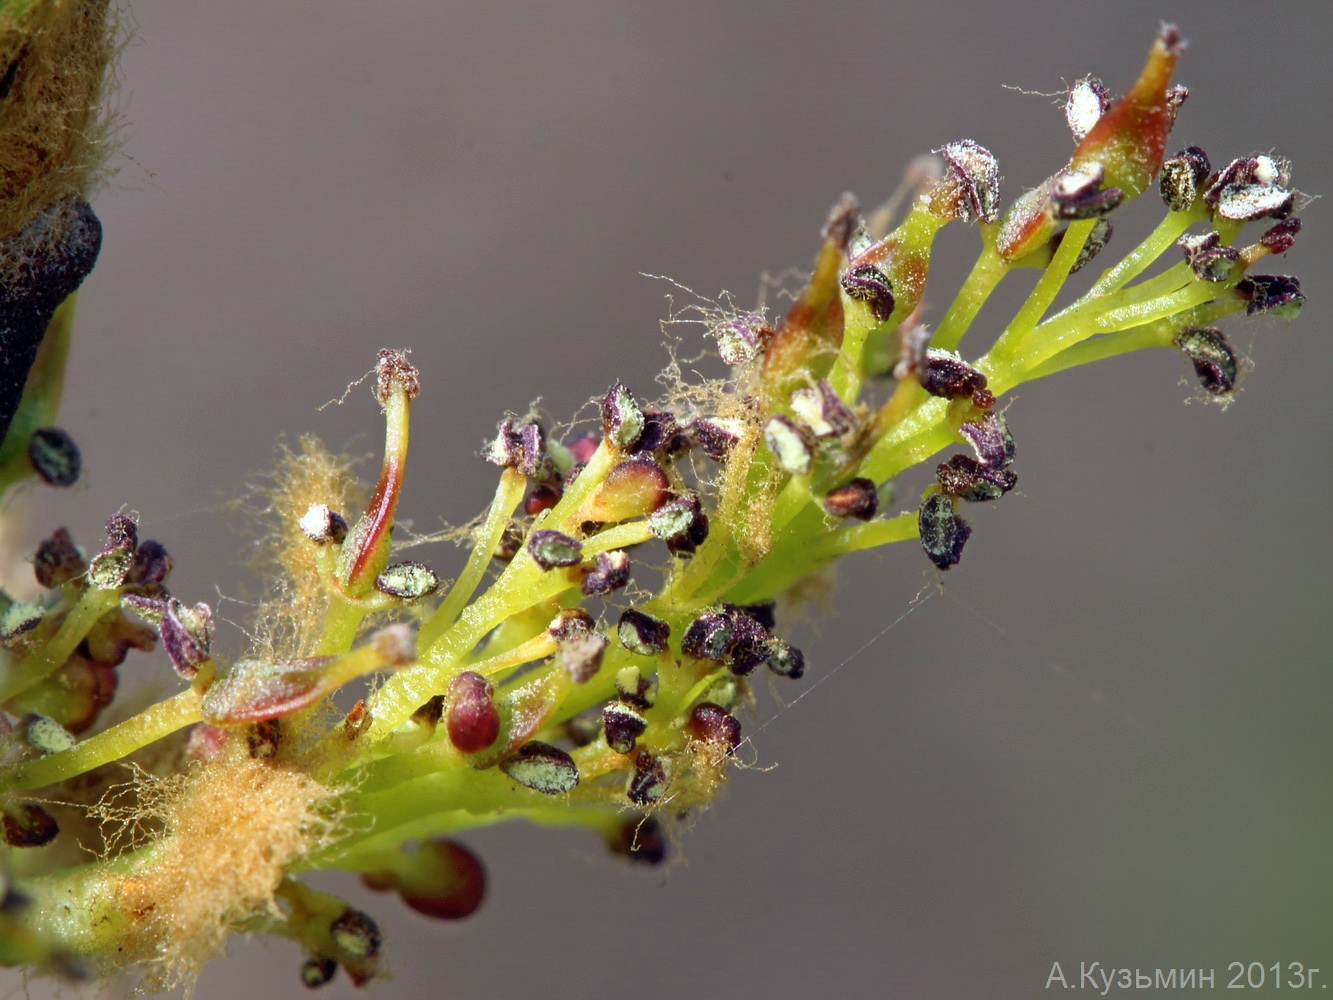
0, 20, 1306, 993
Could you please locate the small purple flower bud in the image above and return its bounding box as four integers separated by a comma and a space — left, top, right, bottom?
447, 671, 501, 754
87, 547, 131, 591
33, 527, 85, 589
104, 514, 137, 551
1064, 78, 1110, 142
1260, 217, 1301, 256
919, 492, 970, 570
330, 908, 382, 961
1050, 164, 1123, 219
603, 700, 648, 754
1179, 231, 1240, 283
374, 561, 441, 600
1159, 146, 1211, 212
580, 549, 631, 597
649, 492, 703, 542
960, 411, 1016, 469
666, 508, 710, 557
299, 504, 349, 544
614, 665, 657, 709
484, 418, 558, 482
547, 608, 597, 643
127, 540, 173, 589
715, 314, 773, 366
500, 740, 580, 795
2, 803, 58, 848
627, 750, 669, 805
634, 410, 685, 455
933, 140, 1001, 223
764, 415, 813, 475
27, 427, 80, 487
301, 956, 338, 989
1204, 155, 1294, 221
601, 382, 646, 452
823, 478, 879, 521
688, 417, 744, 461
160, 599, 214, 679
617, 608, 670, 656
526, 529, 582, 570
840, 264, 895, 323
918, 350, 988, 401
936, 454, 1018, 502
686, 702, 742, 752
1174, 327, 1238, 396
682, 612, 730, 663
765, 640, 805, 679
681, 607, 769, 675
1234, 274, 1304, 318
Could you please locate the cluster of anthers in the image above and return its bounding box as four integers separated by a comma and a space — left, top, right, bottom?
0, 23, 1305, 992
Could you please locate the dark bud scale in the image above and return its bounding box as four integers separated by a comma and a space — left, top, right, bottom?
329, 908, 382, 961
1235, 274, 1304, 317
935, 454, 1017, 503
27, 427, 80, 487
1173, 326, 1237, 395
918, 492, 971, 571
823, 477, 878, 520
527, 529, 582, 570
0, 200, 103, 445
33, 527, 85, 589
626, 750, 669, 805
765, 640, 805, 679
918, 350, 988, 403
617, 608, 670, 656
1179, 231, 1240, 283
500, 741, 580, 795
840, 264, 895, 323
580, 549, 631, 596
1051, 165, 1124, 220
601, 382, 645, 452
681, 606, 771, 675
300, 955, 338, 989
602, 700, 648, 754
1158, 146, 1211, 212
1260, 217, 1301, 256
2, 803, 59, 847
247, 718, 281, 759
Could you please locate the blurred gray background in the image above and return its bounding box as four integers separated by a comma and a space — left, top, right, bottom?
5, 1, 1332, 997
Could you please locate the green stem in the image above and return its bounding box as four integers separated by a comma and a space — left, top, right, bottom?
418, 467, 526, 648
11, 687, 201, 790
